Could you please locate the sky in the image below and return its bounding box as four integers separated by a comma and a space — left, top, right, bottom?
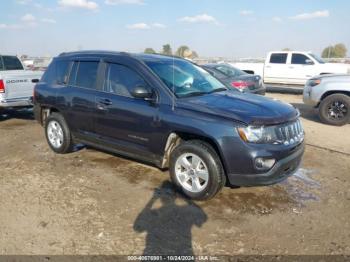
0, 0, 350, 58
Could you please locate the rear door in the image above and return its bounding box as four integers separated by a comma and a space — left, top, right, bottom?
94, 61, 160, 160
288, 53, 316, 85
1, 55, 42, 100
263, 53, 289, 84
64, 59, 102, 139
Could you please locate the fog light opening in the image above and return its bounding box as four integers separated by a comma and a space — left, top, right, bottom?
255, 158, 276, 170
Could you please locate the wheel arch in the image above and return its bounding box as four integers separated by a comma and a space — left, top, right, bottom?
161, 131, 227, 174
320, 90, 350, 104
38, 106, 61, 126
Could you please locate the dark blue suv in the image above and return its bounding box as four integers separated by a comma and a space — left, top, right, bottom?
34, 51, 305, 200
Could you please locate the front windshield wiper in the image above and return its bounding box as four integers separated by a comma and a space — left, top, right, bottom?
207, 87, 227, 94
179, 91, 209, 98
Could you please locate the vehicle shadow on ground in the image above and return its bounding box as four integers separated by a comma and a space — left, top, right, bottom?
0, 108, 34, 122
133, 181, 207, 256
291, 103, 322, 123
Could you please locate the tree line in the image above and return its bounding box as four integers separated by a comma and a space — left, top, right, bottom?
283, 43, 348, 58
144, 44, 198, 59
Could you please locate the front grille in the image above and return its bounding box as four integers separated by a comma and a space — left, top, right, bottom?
276, 119, 304, 146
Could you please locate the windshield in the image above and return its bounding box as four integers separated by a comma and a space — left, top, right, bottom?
145, 59, 227, 98
214, 64, 246, 77
308, 53, 325, 64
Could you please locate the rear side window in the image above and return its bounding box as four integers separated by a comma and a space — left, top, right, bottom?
291, 54, 310, 65
2, 56, 24, 70
69, 61, 99, 89
42, 60, 71, 85
104, 63, 146, 97
269, 53, 288, 64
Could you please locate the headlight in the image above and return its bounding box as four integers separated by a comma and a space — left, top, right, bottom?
237, 126, 279, 144
307, 78, 321, 87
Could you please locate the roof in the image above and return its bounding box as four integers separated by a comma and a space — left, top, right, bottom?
58, 50, 186, 63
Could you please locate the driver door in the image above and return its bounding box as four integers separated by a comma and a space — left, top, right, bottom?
94, 61, 160, 160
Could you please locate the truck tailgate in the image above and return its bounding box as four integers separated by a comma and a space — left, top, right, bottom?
1, 70, 43, 100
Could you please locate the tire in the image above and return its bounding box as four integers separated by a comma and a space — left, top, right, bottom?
169, 140, 226, 201
45, 112, 74, 154
319, 94, 350, 126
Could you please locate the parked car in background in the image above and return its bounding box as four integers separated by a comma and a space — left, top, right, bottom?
303, 74, 350, 126
202, 63, 266, 95
0, 55, 43, 109
234, 51, 350, 89
34, 51, 305, 200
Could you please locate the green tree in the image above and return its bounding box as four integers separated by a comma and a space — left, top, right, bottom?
191, 51, 199, 59
162, 44, 172, 55
322, 43, 347, 58
144, 48, 156, 54
175, 45, 190, 58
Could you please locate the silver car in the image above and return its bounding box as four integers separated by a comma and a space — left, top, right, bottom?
303, 74, 350, 126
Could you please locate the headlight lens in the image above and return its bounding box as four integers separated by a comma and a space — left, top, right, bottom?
307, 78, 321, 87
237, 126, 279, 144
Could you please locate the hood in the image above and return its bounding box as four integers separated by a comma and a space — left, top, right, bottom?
177, 91, 298, 125
320, 63, 350, 74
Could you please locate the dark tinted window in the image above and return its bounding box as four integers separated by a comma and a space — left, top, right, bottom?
269, 53, 288, 64
0, 57, 4, 70
74, 61, 99, 89
291, 54, 310, 65
104, 63, 146, 97
42, 60, 71, 85
2, 56, 24, 70
215, 65, 245, 77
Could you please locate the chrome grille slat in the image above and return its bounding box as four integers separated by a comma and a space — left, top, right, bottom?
275, 119, 304, 145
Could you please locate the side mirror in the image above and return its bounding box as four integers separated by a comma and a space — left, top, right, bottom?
305, 59, 314, 65
131, 86, 153, 100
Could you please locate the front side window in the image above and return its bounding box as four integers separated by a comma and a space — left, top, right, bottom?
71, 61, 99, 89
270, 53, 288, 64
2, 56, 24, 70
291, 54, 311, 65
145, 59, 226, 98
104, 63, 146, 97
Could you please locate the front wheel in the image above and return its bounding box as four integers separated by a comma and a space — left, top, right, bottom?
169, 140, 226, 200
319, 94, 350, 126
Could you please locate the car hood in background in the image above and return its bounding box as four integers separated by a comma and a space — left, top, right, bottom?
177, 91, 298, 125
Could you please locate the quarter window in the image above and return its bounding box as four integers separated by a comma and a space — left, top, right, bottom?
42, 60, 71, 85
291, 54, 311, 65
104, 63, 147, 97
269, 53, 288, 64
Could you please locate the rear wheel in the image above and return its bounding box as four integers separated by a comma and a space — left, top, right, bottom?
169, 140, 226, 200
45, 112, 74, 154
319, 94, 350, 126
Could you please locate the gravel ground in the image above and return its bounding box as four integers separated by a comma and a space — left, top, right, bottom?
0, 93, 349, 256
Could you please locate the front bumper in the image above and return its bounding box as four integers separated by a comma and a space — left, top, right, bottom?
227, 142, 305, 186
0, 97, 33, 108
303, 85, 319, 107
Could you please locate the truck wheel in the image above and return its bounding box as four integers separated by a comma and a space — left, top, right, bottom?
45, 112, 74, 154
169, 140, 226, 200
319, 94, 350, 126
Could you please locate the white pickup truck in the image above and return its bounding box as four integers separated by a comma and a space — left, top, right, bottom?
0, 55, 43, 109
233, 51, 350, 87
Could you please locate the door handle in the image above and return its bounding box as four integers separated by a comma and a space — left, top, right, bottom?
98, 99, 112, 106
289, 66, 294, 69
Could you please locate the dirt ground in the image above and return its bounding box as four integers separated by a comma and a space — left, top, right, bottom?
0, 93, 349, 256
